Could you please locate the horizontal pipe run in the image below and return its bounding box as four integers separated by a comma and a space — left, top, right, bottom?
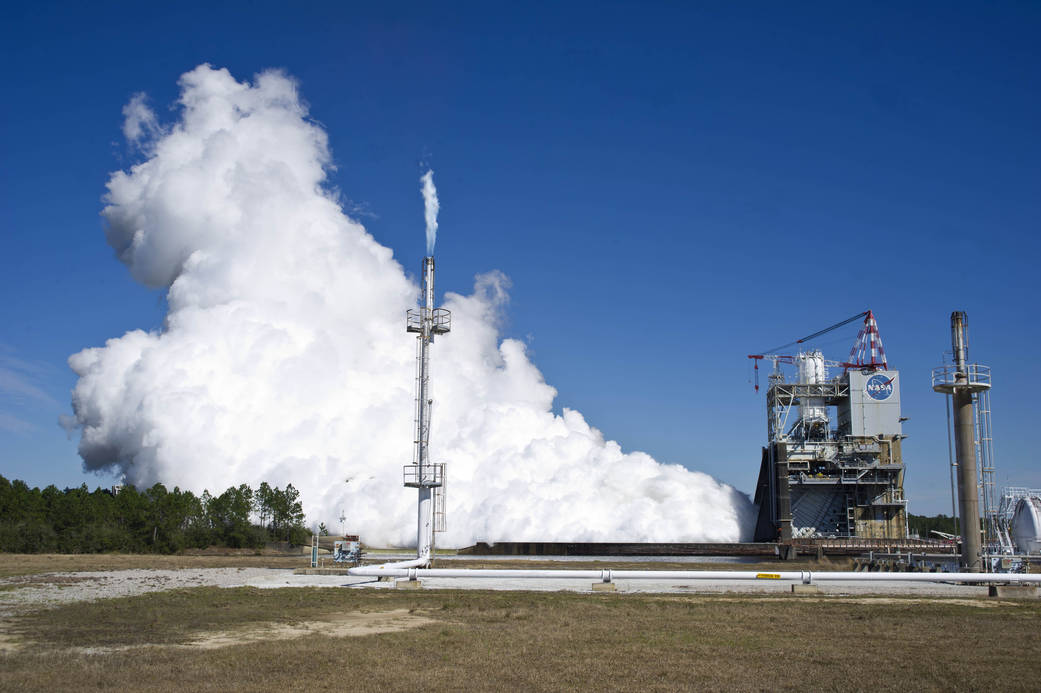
358, 555, 430, 572
347, 567, 1041, 585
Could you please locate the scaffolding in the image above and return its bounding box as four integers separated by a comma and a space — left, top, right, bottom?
973, 388, 1010, 555
997, 487, 1039, 551
754, 368, 907, 542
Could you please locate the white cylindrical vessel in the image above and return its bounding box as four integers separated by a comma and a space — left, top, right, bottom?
424, 257, 435, 313
796, 350, 827, 424
1012, 496, 1041, 555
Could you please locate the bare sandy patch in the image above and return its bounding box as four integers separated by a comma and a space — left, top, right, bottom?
187, 609, 435, 649
58, 609, 437, 655
0, 568, 287, 618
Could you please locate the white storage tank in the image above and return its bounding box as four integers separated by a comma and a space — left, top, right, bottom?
796, 350, 827, 424
1011, 495, 1041, 555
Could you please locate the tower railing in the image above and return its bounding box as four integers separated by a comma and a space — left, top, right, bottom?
973, 389, 1011, 555
404, 462, 444, 488
434, 473, 447, 533
931, 363, 991, 393
406, 307, 451, 334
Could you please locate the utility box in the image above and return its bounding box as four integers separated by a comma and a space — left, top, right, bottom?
840, 370, 902, 437
333, 537, 362, 563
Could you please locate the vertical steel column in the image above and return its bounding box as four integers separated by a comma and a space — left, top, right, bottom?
775, 443, 792, 542
950, 312, 982, 571
415, 257, 436, 561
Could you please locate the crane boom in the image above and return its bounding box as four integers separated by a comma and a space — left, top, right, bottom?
747, 310, 886, 391
760, 311, 869, 356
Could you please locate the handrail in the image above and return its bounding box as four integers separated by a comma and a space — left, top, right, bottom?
931, 363, 991, 391
406, 307, 451, 332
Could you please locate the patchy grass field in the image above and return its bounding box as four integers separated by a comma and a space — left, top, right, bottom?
2, 582, 1039, 691
2, 553, 1039, 691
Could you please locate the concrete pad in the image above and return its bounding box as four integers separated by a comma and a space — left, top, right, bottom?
988, 585, 1038, 598
395, 579, 423, 590
791, 584, 819, 594
591, 582, 617, 592
294, 568, 353, 576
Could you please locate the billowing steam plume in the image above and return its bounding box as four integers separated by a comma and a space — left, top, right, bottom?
68, 65, 754, 546
421, 169, 438, 255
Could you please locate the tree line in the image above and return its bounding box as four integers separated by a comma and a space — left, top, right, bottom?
0, 476, 309, 554
907, 513, 959, 539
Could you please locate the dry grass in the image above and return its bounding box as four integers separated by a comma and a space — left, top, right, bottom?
2, 584, 1039, 691
0, 553, 303, 578
2, 552, 1038, 691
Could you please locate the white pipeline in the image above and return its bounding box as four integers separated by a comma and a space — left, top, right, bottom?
358, 554, 431, 573
347, 566, 1041, 585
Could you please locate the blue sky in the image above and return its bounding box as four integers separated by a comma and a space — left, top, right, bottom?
2, 1, 1039, 515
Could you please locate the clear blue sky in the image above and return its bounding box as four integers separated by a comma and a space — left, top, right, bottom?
2, 1, 1039, 515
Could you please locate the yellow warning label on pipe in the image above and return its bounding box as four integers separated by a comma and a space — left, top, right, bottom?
755, 573, 781, 579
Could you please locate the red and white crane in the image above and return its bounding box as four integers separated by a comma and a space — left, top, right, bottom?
748, 310, 888, 391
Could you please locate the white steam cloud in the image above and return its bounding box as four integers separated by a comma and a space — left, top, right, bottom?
421, 169, 438, 255
68, 65, 754, 546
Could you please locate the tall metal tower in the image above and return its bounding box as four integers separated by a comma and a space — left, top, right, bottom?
404, 256, 450, 564
932, 311, 993, 571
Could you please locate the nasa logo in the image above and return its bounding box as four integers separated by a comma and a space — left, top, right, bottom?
866, 374, 894, 401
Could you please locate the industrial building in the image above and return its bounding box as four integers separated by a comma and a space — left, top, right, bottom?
751, 312, 908, 542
